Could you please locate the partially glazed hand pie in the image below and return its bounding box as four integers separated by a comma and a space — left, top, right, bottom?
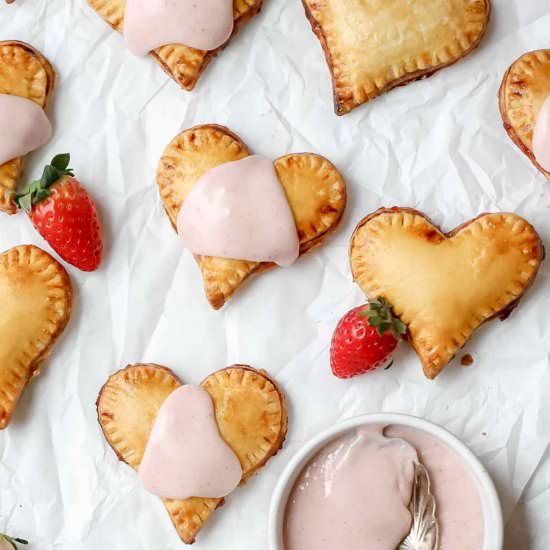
350, 208, 544, 379
0, 41, 55, 214
97, 364, 288, 544
157, 124, 346, 309
302, 0, 490, 115
0, 245, 72, 429
87, 0, 262, 91
499, 49, 550, 179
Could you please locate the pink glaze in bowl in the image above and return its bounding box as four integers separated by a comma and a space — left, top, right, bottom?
268, 413, 503, 550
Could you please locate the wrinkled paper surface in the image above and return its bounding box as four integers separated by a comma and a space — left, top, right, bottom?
1, 1, 550, 548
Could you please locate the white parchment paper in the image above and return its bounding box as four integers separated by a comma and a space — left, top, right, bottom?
1, 0, 550, 548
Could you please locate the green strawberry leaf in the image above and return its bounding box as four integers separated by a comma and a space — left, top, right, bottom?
14, 153, 74, 211
358, 297, 407, 340
0, 533, 28, 549
50, 153, 70, 171
15, 192, 32, 213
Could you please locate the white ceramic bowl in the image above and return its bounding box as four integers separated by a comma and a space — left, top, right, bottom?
268, 413, 503, 550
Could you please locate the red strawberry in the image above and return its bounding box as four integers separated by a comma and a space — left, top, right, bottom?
15, 154, 102, 271
330, 298, 406, 379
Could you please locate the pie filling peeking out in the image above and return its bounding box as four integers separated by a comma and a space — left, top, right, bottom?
0, 245, 73, 429
350, 208, 544, 379
97, 364, 288, 544
0, 41, 55, 214
156, 124, 347, 310
499, 49, 550, 179
301, 0, 491, 115
87, 0, 263, 91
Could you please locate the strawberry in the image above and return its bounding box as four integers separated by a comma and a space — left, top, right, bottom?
0, 533, 28, 550
330, 298, 406, 379
15, 154, 102, 271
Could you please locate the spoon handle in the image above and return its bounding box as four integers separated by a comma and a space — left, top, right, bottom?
398, 462, 439, 550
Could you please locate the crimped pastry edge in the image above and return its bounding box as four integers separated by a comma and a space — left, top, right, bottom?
349, 206, 545, 378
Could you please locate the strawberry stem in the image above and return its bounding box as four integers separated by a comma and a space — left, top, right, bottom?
358, 297, 407, 340
14, 153, 74, 212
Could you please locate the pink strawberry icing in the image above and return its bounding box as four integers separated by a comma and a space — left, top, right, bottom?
177, 155, 300, 266
138, 385, 242, 500
284, 425, 484, 550
533, 95, 550, 172
0, 94, 52, 165
123, 0, 234, 56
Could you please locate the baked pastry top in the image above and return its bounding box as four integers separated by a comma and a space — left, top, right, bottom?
157, 124, 346, 309
87, 0, 262, 91
97, 363, 287, 544
302, 0, 490, 114
0, 245, 72, 429
350, 208, 544, 379
0, 41, 55, 214
499, 49, 550, 179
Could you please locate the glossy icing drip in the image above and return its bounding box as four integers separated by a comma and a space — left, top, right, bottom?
138, 385, 242, 500
284, 426, 417, 550
0, 94, 52, 165
177, 155, 300, 266
123, 0, 234, 56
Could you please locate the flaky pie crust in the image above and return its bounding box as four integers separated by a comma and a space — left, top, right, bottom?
499, 49, 550, 179
87, 0, 262, 91
0, 41, 55, 214
156, 124, 347, 309
302, 0, 490, 115
0, 245, 72, 429
350, 207, 544, 379
97, 363, 287, 544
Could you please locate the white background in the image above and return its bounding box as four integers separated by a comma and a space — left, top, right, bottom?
1, 0, 550, 548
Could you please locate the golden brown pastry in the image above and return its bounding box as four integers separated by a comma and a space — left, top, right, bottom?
350, 207, 544, 379
87, 0, 262, 91
302, 0, 491, 115
499, 49, 550, 179
97, 363, 287, 544
0, 41, 55, 214
157, 124, 347, 309
0, 245, 72, 429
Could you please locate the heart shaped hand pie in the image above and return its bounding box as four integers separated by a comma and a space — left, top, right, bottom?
499, 49, 550, 179
0, 245, 72, 429
97, 364, 287, 544
350, 208, 544, 379
157, 124, 346, 309
87, 0, 261, 91
0, 41, 55, 214
302, 0, 490, 115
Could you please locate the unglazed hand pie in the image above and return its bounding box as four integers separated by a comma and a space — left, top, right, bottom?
0, 245, 72, 429
87, 0, 262, 91
350, 208, 544, 379
97, 363, 287, 544
0, 41, 55, 214
302, 0, 490, 115
499, 49, 550, 179
157, 124, 347, 309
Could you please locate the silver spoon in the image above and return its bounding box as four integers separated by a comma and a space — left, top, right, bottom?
398, 462, 439, 550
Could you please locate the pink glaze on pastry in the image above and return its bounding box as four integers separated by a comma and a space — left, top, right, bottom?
177, 155, 300, 266
0, 94, 51, 165
123, 0, 234, 56
533, 95, 550, 172
138, 385, 242, 500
